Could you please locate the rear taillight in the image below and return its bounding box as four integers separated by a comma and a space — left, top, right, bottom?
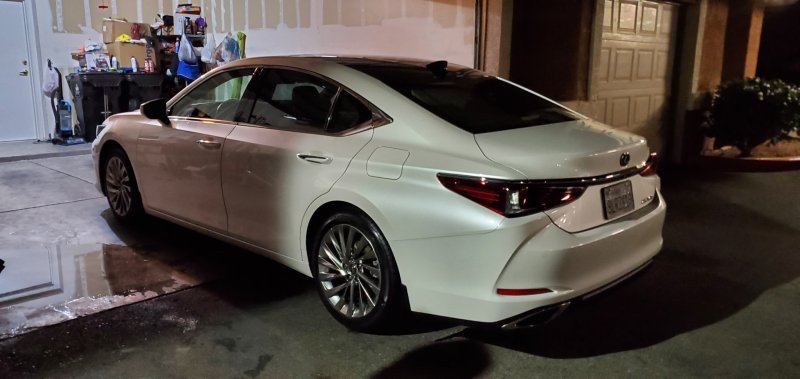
437, 174, 586, 218
640, 152, 659, 177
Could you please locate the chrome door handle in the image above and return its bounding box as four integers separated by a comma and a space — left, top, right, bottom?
19, 70, 29, 76
297, 154, 332, 164
195, 139, 222, 149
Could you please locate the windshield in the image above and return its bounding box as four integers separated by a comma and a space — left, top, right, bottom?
347, 64, 579, 134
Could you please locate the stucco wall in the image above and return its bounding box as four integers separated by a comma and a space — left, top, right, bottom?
32, 0, 476, 139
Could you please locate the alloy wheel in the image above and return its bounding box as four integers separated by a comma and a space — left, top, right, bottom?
317, 224, 382, 319
105, 156, 132, 217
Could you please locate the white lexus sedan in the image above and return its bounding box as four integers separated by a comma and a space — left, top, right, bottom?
92, 56, 666, 332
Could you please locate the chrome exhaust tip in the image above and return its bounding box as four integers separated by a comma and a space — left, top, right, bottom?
500, 301, 571, 331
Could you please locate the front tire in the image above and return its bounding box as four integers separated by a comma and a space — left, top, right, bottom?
103, 148, 143, 222
311, 212, 406, 333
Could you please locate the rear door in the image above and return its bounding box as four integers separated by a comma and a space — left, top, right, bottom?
221, 68, 375, 260
136, 68, 256, 232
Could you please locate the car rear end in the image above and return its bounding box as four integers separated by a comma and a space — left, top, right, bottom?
389, 155, 665, 326
341, 58, 666, 326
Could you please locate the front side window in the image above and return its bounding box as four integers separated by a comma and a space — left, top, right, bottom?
246, 69, 337, 133
170, 68, 255, 122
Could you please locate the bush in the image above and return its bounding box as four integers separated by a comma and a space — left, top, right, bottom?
710, 77, 800, 156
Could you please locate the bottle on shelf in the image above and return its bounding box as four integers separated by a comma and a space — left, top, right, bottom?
184, 17, 193, 35
131, 56, 138, 73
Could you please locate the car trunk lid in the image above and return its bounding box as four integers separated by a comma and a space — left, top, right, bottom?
473, 119, 650, 180
474, 120, 658, 232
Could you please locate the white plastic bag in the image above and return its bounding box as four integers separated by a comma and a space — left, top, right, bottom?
201, 33, 216, 64
42, 69, 59, 97
178, 33, 198, 64
213, 33, 241, 65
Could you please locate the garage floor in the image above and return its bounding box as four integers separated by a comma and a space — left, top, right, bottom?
0, 153, 798, 378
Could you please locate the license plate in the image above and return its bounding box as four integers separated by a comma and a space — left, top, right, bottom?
602, 181, 635, 219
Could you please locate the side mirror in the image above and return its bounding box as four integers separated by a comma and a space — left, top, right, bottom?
140, 98, 170, 126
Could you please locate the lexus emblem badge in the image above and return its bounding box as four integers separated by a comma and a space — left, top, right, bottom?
620, 152, 631, 167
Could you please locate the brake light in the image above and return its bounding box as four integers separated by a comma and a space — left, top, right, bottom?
437, 174, 586, 218
640, 152, 659, 177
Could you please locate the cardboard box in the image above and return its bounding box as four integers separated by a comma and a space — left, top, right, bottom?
106, 41, 158, 69
102, 20, 152, 43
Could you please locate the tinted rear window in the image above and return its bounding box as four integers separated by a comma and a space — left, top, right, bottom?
347, 64, 579, 134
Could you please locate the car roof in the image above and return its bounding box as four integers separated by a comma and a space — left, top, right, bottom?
221, 55, 472, 72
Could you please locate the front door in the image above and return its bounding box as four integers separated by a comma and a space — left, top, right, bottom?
0, 1, 37, 141
136, 68, 256, 232
222, 68, 375, 260
591, 0, 681, 153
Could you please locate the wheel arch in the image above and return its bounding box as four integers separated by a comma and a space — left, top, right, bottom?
302, 195, 393, 270
305, 201, 368, 264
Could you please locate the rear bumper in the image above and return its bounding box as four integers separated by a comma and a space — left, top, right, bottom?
498, 259, 653, 330
390, 190, 666, 323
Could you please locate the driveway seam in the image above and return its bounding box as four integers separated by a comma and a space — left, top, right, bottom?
0, 197, 104, 215
26, 160, 95, 185
0, 149, 91, 164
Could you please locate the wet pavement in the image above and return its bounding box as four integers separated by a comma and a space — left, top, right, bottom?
0, 244, 221, 339
0, 154, 250, 340
0, 154, 799, 378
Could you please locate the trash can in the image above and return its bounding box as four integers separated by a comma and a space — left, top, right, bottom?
66, 72, 124, 142
124, 73, 164, 111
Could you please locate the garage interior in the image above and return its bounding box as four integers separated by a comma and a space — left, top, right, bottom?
1, 0, 799, 377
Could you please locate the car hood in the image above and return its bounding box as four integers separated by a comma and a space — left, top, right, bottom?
473, 120, 650, 180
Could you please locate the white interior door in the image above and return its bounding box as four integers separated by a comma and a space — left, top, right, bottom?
0, 1, 37, 142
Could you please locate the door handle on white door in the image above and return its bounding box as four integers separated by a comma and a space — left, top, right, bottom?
19, 70, 28, 76
195, 139, 222, 149
297, 154, 332, 164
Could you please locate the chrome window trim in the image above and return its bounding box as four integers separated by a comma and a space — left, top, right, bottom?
234, 65, 392, 137
323, 87, 343, 131
234, 119, 374, 137
164, 64, 393, 136
256, 65, 394, 129
166, 116, 240, 127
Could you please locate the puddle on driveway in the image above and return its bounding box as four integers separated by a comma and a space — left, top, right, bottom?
0, 244, 226, 339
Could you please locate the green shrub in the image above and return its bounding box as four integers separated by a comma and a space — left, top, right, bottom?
710, 77, 800, 156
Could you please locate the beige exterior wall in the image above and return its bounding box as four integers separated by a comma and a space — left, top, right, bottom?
29, 0, 476, 140
478, 0, 513, 78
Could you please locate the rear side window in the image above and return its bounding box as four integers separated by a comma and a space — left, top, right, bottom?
328, 91, 373, 133
348, 65, 578, 134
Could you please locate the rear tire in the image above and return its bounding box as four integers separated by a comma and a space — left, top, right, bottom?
102, 148, 143, 222
311, 211, 406, 333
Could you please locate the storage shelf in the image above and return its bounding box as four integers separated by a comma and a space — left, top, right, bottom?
157, 34, 206, 40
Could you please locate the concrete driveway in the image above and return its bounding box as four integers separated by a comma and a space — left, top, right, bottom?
0, 153, 798, 378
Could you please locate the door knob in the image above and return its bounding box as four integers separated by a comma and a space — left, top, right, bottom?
19, 70, 29, 76
195, 139, 222, 149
